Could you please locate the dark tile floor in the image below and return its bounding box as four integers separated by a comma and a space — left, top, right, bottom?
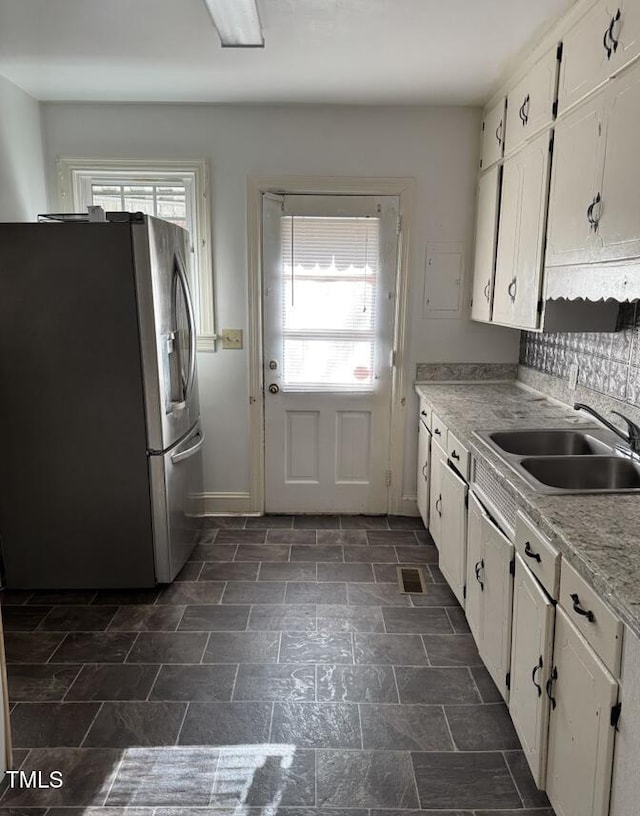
0, 515, 555, 815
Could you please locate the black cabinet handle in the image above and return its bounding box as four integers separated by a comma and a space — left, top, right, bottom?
522, 94, 530, 125
603, 22, 613, 58
609, 9, 622, 54
519, 101, 525, 125
546, 666, 558, 709
451, 450, 460, 461
421, 410, 428, 416
591, 192, 602, 231
434, 428, 441, 436
570, 592, 595, 623
532, 656, 543, 697
495, 120, 503, 146
435, 495, 442, 517
508, 277, 517, 302
524, 541, 541, 563
483, 280, 491, 301
475, 559, 484, 591
587, 193, 601, 229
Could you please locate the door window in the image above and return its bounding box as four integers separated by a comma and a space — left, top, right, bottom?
280, 216, 380, 392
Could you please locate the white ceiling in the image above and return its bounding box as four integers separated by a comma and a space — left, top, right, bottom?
0, 0, 576, 105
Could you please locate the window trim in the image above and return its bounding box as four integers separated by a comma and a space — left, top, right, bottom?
56, 156, 215, 351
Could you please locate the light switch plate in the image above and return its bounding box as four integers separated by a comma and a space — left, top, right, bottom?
568, 362, 579, 390
221, 329, 243, 349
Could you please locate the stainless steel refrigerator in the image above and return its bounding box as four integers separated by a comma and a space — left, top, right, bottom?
0, 212, 204, 588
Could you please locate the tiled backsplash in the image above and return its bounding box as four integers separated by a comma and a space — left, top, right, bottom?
519, 302, 640, 407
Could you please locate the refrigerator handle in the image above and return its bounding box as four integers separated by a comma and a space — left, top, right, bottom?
171, 428, 205, 464
175, 257, 197, 402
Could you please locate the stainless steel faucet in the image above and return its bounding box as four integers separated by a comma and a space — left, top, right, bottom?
574, 402, 640, 454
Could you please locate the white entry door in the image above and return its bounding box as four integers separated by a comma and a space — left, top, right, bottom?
262, 194, 399, 514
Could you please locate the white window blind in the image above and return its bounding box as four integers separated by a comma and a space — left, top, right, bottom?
281, 215, 380, 391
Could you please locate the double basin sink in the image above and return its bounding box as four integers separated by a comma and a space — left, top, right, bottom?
475, 428, 640, 494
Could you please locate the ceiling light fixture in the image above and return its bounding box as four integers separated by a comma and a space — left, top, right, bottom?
202, 0, 264, 48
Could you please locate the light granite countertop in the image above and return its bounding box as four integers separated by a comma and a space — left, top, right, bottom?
415, 380, 640, 640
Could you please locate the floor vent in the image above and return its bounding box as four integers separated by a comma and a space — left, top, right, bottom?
397, 566, 427, 594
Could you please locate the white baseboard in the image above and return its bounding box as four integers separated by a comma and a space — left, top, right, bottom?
200, 492, 255, 516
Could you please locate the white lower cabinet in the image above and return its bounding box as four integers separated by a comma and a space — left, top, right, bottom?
509, 554, 555, 788
465, 492, 514, 700
428, 438, 446, 549
416, 420, 430, 528
438, 463, 468, 607
546, 606, 619, 816
465, 492, 485, 645
610, 627, 640, 816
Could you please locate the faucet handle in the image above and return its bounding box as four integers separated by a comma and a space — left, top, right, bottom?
611, 410, 640, 449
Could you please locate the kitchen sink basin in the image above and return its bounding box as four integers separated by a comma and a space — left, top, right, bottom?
487, 429, 612, 457
474, 426, 640, 493
520, 456, 640, 491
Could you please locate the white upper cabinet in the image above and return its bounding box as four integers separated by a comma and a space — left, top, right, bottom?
493, 131, 551, 329
558, 0, 640, 115
547, 57, 640, 268
471, 166, 501, 323
480, 97, 506, 170
505, 46, 560, 155
545, 90, 606, 267
597, 58, 640, 261
558, 0, 615, 113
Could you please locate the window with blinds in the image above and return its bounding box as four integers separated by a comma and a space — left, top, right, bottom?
281, 215, 380, 391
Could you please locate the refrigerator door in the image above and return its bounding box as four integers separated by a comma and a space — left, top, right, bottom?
150, 420, 204, 582
133, 216, 200, 453
0, 222, 156, 589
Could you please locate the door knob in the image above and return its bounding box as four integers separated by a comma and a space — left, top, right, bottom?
268, 384, 280, 394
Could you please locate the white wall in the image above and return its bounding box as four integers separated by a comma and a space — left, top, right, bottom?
0, 74, 47, 220
40, 102, 520, 510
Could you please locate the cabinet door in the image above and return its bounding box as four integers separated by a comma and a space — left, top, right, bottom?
558, 0, 613, 114
509, 556, 555, 788
597, 59, 640, 261
417, 421, 430, 528
479, 513, 514, 701
480, 97, 506, 170
609, 0, 640, 77
493, 132, 550, 329
428, 440, 446, 549
505, 46, 559, 154
439, 463, 468, 608
546, 607, 618, 816
546, 91, 606, 267
465, 492, 486, 646
471, 166, 501, 323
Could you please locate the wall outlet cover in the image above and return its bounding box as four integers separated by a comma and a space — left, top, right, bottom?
568, 361, 579, 390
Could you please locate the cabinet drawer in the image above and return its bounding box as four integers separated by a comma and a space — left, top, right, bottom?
515, 511, 561, 599
431, 412, 448, 447
418, 398, 432, 432
559, 559, 623, 676
447, 430, 470, 481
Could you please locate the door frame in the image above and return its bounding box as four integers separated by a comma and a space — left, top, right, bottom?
247, 175, 416, 515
